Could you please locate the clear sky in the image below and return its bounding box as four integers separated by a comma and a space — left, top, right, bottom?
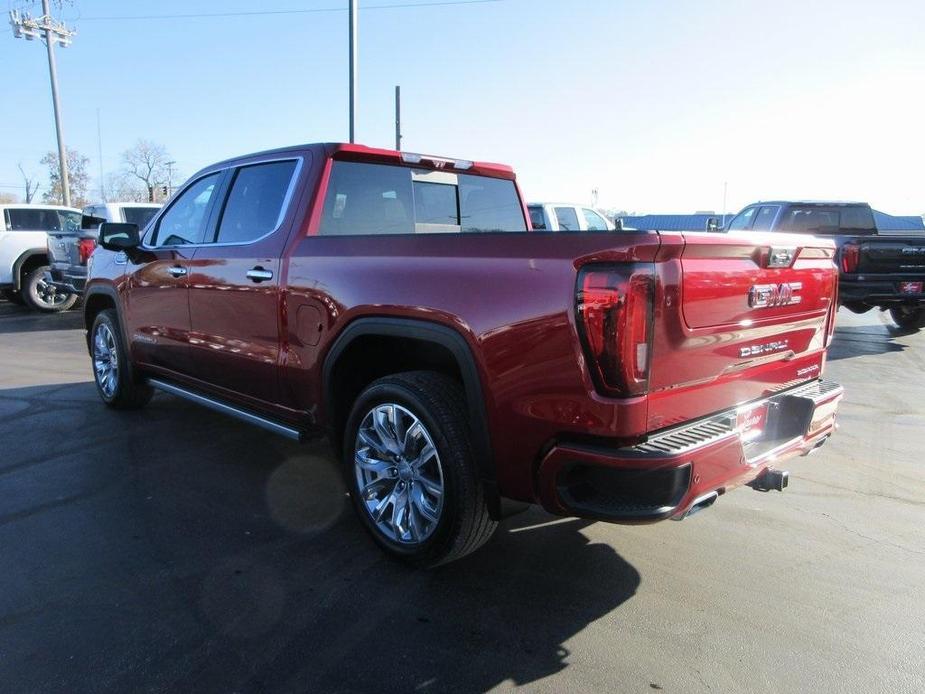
2, 0, 923, 214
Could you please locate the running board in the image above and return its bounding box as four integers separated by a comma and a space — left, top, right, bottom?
148, 379, 304, 441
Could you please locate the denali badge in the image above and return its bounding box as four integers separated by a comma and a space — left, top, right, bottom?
748, 282, 802, 308
740, 340, 789, 358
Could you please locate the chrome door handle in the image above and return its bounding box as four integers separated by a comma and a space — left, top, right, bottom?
246, 268, 274, 282
167, 266, 187, 278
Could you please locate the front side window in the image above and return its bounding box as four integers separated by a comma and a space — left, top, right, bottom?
214, 161, 298, 244
582, 208, 609, 231
123, 206, 159, 229
318, 161, 527, 235
152, 173, 221, 247
727, 207, 757, 231
554, 206, 580, 231
752, 205, 780, 232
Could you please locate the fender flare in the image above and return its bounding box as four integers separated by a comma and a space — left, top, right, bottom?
323, 317, 499, 513
83, 284, 128, 351
11, 250, 48, 290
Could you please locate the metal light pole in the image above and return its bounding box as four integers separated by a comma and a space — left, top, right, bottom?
9, 3, 75, 207
348, 0, 358, 143
394, 85, 402, 150
97, 108, 105, 201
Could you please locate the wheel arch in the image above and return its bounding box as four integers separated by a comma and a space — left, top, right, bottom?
323, 317, 499, 516
83, 284, 125, 352
12, 250, 49, 290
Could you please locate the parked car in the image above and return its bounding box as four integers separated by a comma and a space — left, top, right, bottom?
47, 202, 162, 296
0, 203, 81, 311
714, 201, 925, 330
528, 202, 615, 231
84, 143, 844, 566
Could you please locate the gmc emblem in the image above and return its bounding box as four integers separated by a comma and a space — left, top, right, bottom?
901, 247, 925, 256
748, 282, 802, 308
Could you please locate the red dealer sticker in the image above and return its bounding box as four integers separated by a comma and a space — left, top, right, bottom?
737, 403, 769, 442
899, 281, 923, 294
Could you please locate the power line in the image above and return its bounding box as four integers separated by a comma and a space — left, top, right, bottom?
78, 0, 503, 22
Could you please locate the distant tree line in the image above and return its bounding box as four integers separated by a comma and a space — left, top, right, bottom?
9, 140, 179, 208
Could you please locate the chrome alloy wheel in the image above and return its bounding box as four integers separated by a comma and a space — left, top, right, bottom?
354, 403, 445, 545
33, 274, 68, 308
93, 323, 119, 398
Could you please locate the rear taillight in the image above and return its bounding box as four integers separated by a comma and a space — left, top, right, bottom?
840, 242, 860, 273
78, 238, 97, 265
576, 265, 655, 397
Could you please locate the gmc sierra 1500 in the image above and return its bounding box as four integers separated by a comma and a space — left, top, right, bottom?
83, 143, 844, 566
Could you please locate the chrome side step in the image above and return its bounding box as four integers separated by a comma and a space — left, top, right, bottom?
148, 379, 303, 441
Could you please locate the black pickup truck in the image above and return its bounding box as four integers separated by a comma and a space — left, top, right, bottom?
716, 201, 925, 330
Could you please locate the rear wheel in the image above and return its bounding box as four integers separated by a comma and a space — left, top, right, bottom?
90, 309, 153, 409
21, 265, 77, 312
889, 306, 925, 331
343, 371, 497, 567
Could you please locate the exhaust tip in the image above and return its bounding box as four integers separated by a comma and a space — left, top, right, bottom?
751, 468, 789, 492
674, 490, 719, 520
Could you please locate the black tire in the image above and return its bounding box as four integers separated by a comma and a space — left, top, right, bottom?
343, 371, 497, 567
90, 309, 153, 409
1, 288, 24, 305
889, 306, 925, 331
21, 265, 77, 313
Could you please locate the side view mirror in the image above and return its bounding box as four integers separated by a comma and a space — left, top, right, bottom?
98, 222, 140, 251
705, 217, 721, 232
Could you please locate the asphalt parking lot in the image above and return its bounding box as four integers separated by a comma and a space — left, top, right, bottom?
0, 300, 922, 693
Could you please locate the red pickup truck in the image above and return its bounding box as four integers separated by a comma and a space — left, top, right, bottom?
84, 143, 844, 566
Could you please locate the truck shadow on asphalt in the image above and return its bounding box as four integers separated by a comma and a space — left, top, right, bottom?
0, 301, 83, 334
0, 381, 641, 693
827, 324, 915, 361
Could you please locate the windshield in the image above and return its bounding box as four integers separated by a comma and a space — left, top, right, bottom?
781, 206, 876, 234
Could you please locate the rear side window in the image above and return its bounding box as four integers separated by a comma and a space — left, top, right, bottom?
554, 206, 580, 231
4, 208, 79, 232
318, 161, 526, 235
123, 207, 159, 229
727, 207, 757, 231
528, 206, 547, 230
752, 205, 779, 231
215, 160, 298, 244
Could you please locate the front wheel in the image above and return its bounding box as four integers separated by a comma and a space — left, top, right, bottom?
21, 266, 77, 312
343, 371, 497, 567
90, 309, 153, 409
889, 306, 925, 331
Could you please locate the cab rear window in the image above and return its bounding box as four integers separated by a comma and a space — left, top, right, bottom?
318, 161, 526, 235
782, 206, 876, 234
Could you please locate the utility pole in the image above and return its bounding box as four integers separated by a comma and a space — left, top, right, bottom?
722, 181, 728, 227
97, 108, 105, 201
9, 2, 76, 207
394, 85, 402, 150
348, 0, 358, 143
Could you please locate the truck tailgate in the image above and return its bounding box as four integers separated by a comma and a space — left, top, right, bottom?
646, 231, 837, 431
47, 230, 81, 267
855, 236, 925, 274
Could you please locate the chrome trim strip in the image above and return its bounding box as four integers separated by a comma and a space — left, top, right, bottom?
149, 378, 302, 441
142, 156, 304, 251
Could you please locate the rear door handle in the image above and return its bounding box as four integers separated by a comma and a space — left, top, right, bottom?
167, 265, 187, 278
246, 267, 274, 282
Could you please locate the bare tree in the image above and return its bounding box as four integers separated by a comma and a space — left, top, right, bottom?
18, 163, 40, 204
0, 192, 18, 204
105, 171, 149, 203
122, 140, 175, 202
41, 149, 91, 208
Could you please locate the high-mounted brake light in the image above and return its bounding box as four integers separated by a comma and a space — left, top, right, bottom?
840, 242, 860, 273
400, 152, 473, 170
576, 265, 655, 397
78, 237, 97, 265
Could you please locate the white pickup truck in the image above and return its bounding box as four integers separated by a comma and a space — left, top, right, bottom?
527, 202, 615, 232
0, 203, 82, 311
